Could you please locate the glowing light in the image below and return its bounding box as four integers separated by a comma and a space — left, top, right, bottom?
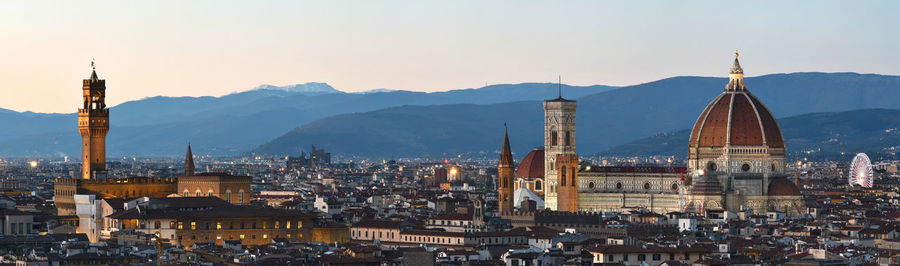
697, 169, 705, 176
449, 168, 458, 175
29, 161, 37, 168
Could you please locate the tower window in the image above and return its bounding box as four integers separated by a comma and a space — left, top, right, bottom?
551, 131, 558, 147
565, 131, 571, 146
570, 167, 576, 187
560, 168, 567, 186
535, 180, 542, 190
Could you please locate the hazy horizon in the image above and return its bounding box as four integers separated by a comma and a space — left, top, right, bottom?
2, 0, 899, 113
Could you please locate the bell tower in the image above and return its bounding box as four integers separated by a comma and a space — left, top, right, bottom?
78, 61, 109, 179
543, 80, 577, 211
498, 125, 515, 214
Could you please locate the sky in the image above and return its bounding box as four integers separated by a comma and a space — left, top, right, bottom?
1, 1, 898, 113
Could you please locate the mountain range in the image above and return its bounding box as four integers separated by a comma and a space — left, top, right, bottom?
255, 72, 900, 158
2, 72, 900, 158
604, 108, 900, 161
0, 82, 611, 157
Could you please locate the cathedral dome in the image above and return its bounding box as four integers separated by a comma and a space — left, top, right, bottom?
688, 54, 784, 150
768, 178, 801, 196
516, 148, 544, 179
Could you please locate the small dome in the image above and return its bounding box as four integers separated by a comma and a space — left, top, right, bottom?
516, 148, 544, 179
768, 178, 801, 196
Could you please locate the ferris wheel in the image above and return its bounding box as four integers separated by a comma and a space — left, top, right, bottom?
849, 153, 873, 188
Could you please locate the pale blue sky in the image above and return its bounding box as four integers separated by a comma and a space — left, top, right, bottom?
1, 1, 898, 113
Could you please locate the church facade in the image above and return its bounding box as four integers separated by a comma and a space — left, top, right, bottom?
500, 54, 804, 216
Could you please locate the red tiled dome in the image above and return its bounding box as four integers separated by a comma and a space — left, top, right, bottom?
689, 56, 784, 149
516, 148, 544, 179
768, 178, 801, 196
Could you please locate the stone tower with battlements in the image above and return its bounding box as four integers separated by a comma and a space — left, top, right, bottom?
78, 66, 109, 180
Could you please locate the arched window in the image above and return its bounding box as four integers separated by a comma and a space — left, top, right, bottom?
225, 190, 232, 203
570, 167, 576, 187
183, 190, 189, 197
208, 190, 214, 197
535, 180, 542, 190
195, 190, 201, 197
239, 190, 245, 204
560, 167, 567, 186
551, 131, 558, 147
565, 131, 571, 146
154, 221, 161, 229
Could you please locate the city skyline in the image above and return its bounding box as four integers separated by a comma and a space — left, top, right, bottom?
2, 0, 899, 113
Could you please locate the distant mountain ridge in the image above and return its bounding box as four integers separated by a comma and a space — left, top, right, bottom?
254, 72, 900, 158
252, 82, 343, 95
0, 82, 613, 156
604, 108, 900, 161
3, 72, 900, 158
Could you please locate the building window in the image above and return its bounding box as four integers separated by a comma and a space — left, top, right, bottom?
638, 254, 646, 261
644, 182, 651, 190
616, 182, 623, 190
685, 253, 690, 260
707, 162, 717, 171
565, 131, 571, 146
560, 168, 567, 186
196, 191, 201, 197
154, 221, 161, 229
170, 221, 175, 229
588, 182, 595, 189
263, 234, 267, 239
216, 222, 222, 230
653, 254, 661, 261
190, 222, 196, 230
535, 180, 542, 190
240, 234, 245, 239
551, 131, 558, 147
742, 163, 751, 172
608, 255, 614, 261
570, 167, 575, 187
239, 191, 244, 204
225, 191, 232, 203
275, 221, 280, 229
286, 221, 291, 229
208, 191, 214, 197
263, 221, 267, 229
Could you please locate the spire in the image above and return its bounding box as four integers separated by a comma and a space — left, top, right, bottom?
89, 59, 100, 82
499, 124, 514, 168
558, 75, 562, 99
184, 143, 195, 176
730, 50, 743, 75
726, 51, 747, 91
